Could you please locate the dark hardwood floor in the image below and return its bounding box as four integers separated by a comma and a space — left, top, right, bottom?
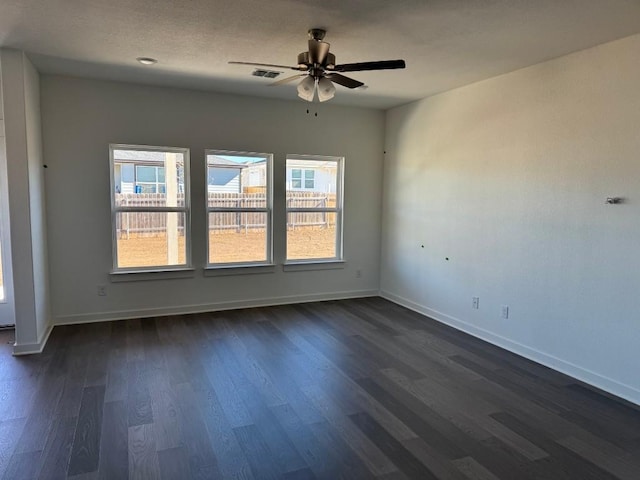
1, 297, 639, 479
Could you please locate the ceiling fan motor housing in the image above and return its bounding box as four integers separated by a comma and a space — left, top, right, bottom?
298, 51, 335, 69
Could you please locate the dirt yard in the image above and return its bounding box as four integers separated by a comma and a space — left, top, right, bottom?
117, 227, 336, 267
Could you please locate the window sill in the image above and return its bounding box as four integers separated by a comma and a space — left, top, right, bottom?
110, 267, 196, 282
204, 264, 276, 277
283, 260, 346, 272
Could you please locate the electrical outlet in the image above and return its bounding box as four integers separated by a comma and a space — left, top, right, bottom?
356, 269, 362, 278
501, 305, 509, 319
472, 297, 479, 309
97, 285, 106, 296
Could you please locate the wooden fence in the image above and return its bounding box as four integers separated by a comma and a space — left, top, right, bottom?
115, 192, 336, 238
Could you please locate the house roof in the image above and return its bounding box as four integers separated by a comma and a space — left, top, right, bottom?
207, 156, 249, 167
113, 150, 169, 163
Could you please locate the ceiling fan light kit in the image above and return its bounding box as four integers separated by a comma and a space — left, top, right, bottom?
230, 29, 406, 102
297, 76, 316, 101
317, 77, 336, 102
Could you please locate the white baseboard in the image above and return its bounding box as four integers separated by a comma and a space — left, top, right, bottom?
13, 323, 54, 355
380, 290, 640, 407
54, 289, 379, 326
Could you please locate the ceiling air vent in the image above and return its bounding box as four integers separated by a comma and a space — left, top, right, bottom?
252, 69, 281, 79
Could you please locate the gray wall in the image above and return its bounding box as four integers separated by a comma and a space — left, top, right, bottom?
382, 34, 640, 404
41, 76, 384, 323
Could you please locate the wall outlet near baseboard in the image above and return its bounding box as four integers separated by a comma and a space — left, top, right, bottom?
501, 305, 509, 319
356, 269, 362, 278
97, 285, 107, 296
472, 297, 479, 309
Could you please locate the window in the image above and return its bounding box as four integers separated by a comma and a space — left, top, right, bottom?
286, 155, 343, 262
110, 145, 190, 271
206, 151, 272, 266
135, 165, 166, 193
290, 169, 315, 190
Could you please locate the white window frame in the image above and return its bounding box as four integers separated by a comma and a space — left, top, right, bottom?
205, 150, 273, 268
285, 154, 344, 263
110, 144, 191, 273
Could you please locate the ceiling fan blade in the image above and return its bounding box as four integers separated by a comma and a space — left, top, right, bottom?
269, 74, 306, 86
324, 73, 364, 89
332, 59, 406, 73
229, 61, 304, 71
308, 40, 330, 65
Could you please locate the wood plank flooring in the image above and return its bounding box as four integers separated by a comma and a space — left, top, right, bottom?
0, 297, 639, 479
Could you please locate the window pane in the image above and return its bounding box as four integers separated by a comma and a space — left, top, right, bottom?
287, 213, 336, 260
116, 212, 186, 268
136, 165, 156, 182
113, 149, 185, 206
292, 179, 302, 189
305, 179, 314, 189
208, 212, 267, 264
292, 169, 301, 179
304, 170, 314, 179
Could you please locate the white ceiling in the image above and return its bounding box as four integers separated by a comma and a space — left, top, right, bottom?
2, 0, 640, 109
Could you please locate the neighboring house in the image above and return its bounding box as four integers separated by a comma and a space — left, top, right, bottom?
114, 149, 184, 194
207, 156, 245, 193
242, 161, 267, 190
208, 155, 267, 193
113, 152, 333, 195
286, 158, 337, 193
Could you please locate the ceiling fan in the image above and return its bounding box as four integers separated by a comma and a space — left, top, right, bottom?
229, 29, 406, 102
